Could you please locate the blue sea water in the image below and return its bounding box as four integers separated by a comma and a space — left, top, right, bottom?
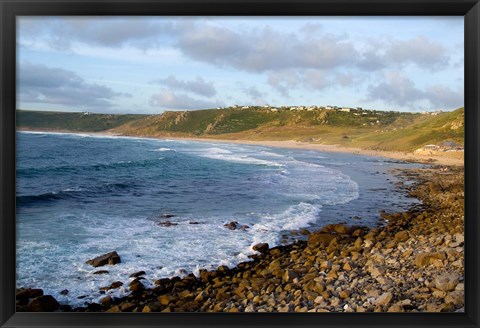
16, 131, 420, 306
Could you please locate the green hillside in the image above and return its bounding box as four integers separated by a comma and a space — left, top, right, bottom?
16, 107, 464, 152
17, 110, 144, 132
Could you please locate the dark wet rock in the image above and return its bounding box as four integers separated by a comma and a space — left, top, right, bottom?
59, 304, 72, 312
100, 281, 124, 291
160, 214, 175, 218
93, 270, 110, 275
60, 289, 69, 295
16, 288, 44, 304
199, 269, 218, 282
252, 243, 269, 253
224, 221, 249, 231
27, 295, 60, 312
320, 223, 350, 235
129, 279, 145, 293
86, 251, 121, 267
154, 278, 171, 286
129, 271, 146, 278
87, 303, 103, 312
188, 221, 201, 224
77, 295, 88, 299
157, 220, 178, 227
224, 221, 238, 230
100, 296, 112, 306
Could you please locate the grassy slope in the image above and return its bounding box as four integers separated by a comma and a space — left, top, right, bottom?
17, 110, 145, 132
17, 107, 464, 152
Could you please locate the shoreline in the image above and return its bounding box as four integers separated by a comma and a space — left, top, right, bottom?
17, 128, 464, 166
16, 165, 465, 313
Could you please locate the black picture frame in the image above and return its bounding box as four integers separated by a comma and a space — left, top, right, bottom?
1, 0, 479, 327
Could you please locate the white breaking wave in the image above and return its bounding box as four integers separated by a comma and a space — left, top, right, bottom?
153, 147, 175, 152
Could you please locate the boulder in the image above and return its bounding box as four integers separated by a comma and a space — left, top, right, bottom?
434, 273, 460, 291
100, 281, 124, 291
375, 292, 393, 306
86, 251, 121, 267
252, 243, 269, 253
394, 230, 409, 242
16, 288, 43, 304
157, 220, 178, 227
307, 233, 335, 248
224, 221, 238, 230
129, 271, 146, 278
320, 223, 352, 235
129, 279, 145, 293
27, 295, 60, 312
414, 252, 446, 267
283, 269, 298, 283
93, 270, 110, 275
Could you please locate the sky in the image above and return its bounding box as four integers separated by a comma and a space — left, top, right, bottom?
17, 16, 464, 114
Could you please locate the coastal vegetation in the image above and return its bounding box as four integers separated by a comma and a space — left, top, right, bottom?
17, 107, 464, 152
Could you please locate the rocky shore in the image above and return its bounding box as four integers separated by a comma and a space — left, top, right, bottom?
16, 165, 464, 312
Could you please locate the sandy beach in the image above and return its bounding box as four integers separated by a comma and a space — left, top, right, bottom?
126, 134, 465, 167
17, 128, 464, 166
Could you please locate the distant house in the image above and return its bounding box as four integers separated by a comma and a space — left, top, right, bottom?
340, 108, 351, 112
423, 144, 440, 150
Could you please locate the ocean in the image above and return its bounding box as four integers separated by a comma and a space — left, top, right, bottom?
16, 131, 420, 306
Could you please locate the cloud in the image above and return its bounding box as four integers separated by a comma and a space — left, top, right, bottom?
304, 69, 331, 90
18, 62, 129, 109
423, 85, 463, 109
19, 17, 168, 51
267, 69, 300, 96
385, 36, 449, 70
150, 75, 217, 97
19, 18, 453, 74
149, 90, 223, 110
176, 23, 357, 73
242, 86, 264, 99
358, 36, 449, 71
366, 71, 463, 109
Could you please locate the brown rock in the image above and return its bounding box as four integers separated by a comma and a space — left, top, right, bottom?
445, 291, 464, 306
100, 296, 112, 306
434, 273, 460, 291
142, 302, 163, 312
394, 231, 409, 242
415, 252, 446, 267
27, 295, 60, 312
224, 221, 238, 230
283, 269, 298, 283
86, 251, 121, 267
100, 281, 123, 291
93, 270, 110, 275
321, 224, 349, 235
129, 278, 144, 292
252, 243, 269, 253
326, 238, 339, 254
307, 233, 335, 247
375, 292, 393, 306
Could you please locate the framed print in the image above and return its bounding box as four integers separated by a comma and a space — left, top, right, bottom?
1, 0, 479, 327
